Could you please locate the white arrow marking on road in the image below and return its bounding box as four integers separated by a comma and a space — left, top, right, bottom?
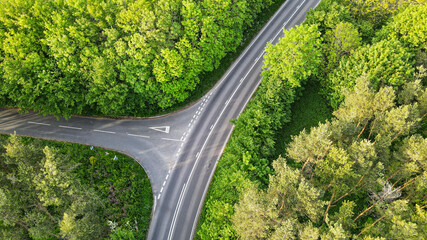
149, 126, 170, 133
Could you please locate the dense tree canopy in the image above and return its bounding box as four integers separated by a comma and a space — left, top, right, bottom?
0, 0, 275, 118
233, 75, 427, 239
0, 135, 152, 239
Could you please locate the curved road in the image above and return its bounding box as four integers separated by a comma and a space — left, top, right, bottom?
0, 0, 320, 239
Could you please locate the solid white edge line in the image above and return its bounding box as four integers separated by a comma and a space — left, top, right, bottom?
28, 121, 50, 126
202, 0, 294, 98
189, 125, 235, 240
168, 183, 187, 240
273, 0, 306, 41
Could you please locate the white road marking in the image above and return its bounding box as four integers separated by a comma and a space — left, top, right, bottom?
240, 78, 244, 83
255, 50, 265, 62
157, 194, 161, 200
166, 174, 169, 180
59, 125, 82, 130
149, 126, 170, 134
160, 187, 164, 193
190, 119, 194, 123
127, 133, 150, 138
225, 100, 229, 105
239, 78, 263, 117
93, 129, 116, 134
28, 121, 50, 126
168, 183, 187, 240
196, 152, 200, 158
161, 138, 183, 142
210, 125, 214, 130
193, 115, 196, 119
162, 181, 166, 187
275, 0, 306, 40
188, 123, 192, 127
190, 125, 236, 240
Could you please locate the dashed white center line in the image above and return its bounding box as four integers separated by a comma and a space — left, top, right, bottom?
28, 121, 50, 126
160, 187, 164, 193
157, 194, 161, 200
59, 125, 82, 130
196, 151, 200, 158
93, 129, 116, 134
127, 133, 150, 138
166, 174, 169, 180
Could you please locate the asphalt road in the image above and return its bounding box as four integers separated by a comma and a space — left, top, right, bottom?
0, 0, 320, 239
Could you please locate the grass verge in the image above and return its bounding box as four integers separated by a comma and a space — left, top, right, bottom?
274, 80, 333, 165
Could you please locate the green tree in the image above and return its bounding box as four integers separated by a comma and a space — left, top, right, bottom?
322, 21, 361, 75
263, 24, 322, 88
326, 39, 413, 108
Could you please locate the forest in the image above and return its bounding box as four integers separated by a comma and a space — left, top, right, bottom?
197, 0, 427, 239
0, 135, 152, 239
0, 0, 278, 118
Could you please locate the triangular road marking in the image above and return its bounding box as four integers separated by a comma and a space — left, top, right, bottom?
149, 126, 170, 134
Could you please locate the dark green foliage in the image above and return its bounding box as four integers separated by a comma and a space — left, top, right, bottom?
0, 0, 278, 118
0, 134, 152, 239
274, 80, 333, 161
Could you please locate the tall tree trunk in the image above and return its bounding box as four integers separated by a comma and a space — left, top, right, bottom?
357, 121, 369, 139
332, 175, 365, 205
324, 190, 335, 222
357, 215, 385, 237
37, 203, 57, 223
